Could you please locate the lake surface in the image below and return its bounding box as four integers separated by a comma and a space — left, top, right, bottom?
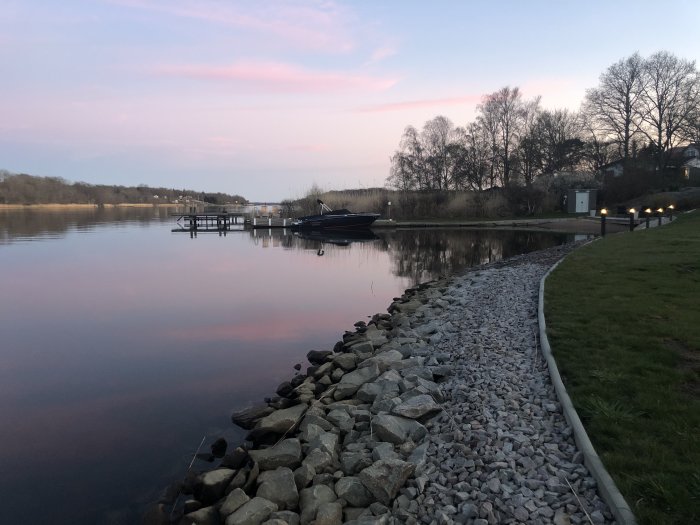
0, 208, 579, 524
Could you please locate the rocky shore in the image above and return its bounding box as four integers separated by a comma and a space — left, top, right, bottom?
152, 242, 614, 525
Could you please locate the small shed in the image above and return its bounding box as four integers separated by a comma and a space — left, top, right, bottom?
566, 189, 597, 214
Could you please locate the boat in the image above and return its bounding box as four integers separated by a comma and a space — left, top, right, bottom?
290, 200, 380, 230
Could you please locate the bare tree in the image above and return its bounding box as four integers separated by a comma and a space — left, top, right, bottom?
579, 112, 617, 172
583, 53, 644, 163
420, 116, 457, 190
387, 126, 423, 190
455, 122, 491, 192
477, 87, 537, 188
637, 51, 700, 172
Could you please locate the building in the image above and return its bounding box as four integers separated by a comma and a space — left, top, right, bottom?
566, 189, 597, 214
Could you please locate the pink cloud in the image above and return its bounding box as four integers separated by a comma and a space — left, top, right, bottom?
356, 94, 483, 113
155, 60, 398, 93
111, 0, 355, 53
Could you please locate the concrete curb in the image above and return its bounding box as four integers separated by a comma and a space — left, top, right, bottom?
538, 256, 638, 525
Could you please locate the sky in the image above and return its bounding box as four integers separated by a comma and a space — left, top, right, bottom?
1, 0, 699, 202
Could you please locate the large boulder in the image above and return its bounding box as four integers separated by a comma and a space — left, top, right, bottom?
225, 497, 278, 525
332, 353, 357, 371
307, 350, 333, 365
358, 459, 415, 505
333, 362, 380, 400
220, 488, 250, 519
391, 394, 441, 420
252, 404, 307, 435
256, 468, 299, 510
334, 476, 374, 507
359, 350, 404, 373
307, 432, 339, 457
196, 469, 235, 504
298, 485, 337, 525
371, 414, 427, 444
248, 439, 302, 470
184, 506, 220, 525
232, 405, 275, 430
314, 502, 342, 525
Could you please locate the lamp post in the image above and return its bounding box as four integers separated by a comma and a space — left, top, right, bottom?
656, 207, 664, 226
644, 208, 652, 229
667, 204, 675, 221
387, 201, 392, 220
628, 208, 636, 232
600, 208, 608, 236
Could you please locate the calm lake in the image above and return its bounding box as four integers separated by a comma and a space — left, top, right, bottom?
0, 207, 581, 524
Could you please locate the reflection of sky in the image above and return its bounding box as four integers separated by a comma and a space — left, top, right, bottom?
0, 216, 411, 524
0, 213, 569, 524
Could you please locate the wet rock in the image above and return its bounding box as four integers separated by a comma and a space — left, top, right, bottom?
232, 405, 275, 430
307, 350, 333, 365
225, 497, 278, 525
275, 381, 295, 399
248, 439, 302, 471
358, 459, 415, 506
256, 467, 299, 510
221, 447, 249, 470
211, 438, 228, 458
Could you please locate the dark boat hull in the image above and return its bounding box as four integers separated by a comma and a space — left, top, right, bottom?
291, 213, 379, 230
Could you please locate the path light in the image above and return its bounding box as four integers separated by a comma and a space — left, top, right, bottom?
600, 208, 608, 236
667, 204, 675, 221
644, 208, 652, 229
628, 208, 636, 232
656, 207, 664, 226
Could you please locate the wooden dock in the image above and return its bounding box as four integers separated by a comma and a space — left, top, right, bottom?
171, 212, 294, 232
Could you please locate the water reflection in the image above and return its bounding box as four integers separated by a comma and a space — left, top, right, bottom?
0, 206, 174, 244
234, 227, 572, 284
0, 209, 577, 525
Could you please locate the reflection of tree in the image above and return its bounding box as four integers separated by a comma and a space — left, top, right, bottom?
0, 207, 172, 244
245, 228, 569, 284
374, 229, 568, 285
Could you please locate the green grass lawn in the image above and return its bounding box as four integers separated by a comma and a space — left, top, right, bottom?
545, 210, 700, 525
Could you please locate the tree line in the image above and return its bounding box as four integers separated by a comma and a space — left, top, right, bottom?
387, 51, 700, 205
0, 171, 247, 206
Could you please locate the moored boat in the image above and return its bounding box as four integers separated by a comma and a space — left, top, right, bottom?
291, 200, 379, 229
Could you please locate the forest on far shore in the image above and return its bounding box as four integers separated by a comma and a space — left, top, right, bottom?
0, 171, 247, 206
